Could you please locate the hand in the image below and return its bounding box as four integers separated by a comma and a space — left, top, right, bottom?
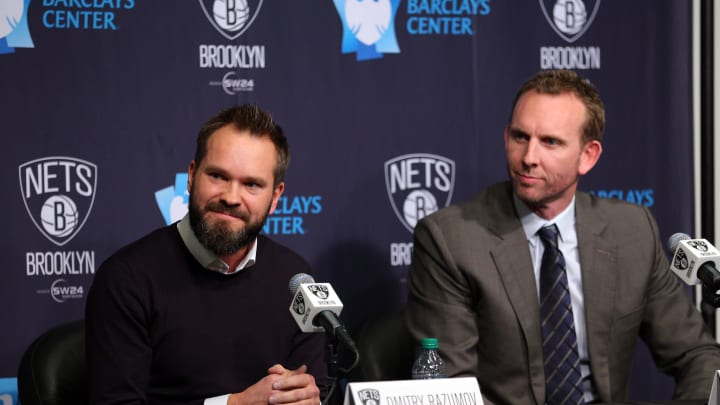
227, 364, 320, 405
268, 364, 320, 405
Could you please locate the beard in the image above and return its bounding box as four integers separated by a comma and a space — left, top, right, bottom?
188, 195, 270, 257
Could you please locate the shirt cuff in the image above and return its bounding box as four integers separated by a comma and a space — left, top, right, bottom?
204, 394, 230, 405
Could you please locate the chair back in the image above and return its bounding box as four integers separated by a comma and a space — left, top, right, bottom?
353, 307, 415, 381
17, 320, 87, 405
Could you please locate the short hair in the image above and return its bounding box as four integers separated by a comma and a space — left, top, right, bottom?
509, 70, 605, 144
194, 104, 289, 187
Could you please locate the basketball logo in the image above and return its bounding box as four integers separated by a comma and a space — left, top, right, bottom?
212, 0, 250, 32
552, 0, 587, 35
539, 0, 600, 43
40, 195, 79, 238
198, 0, 263, 40
403, 190, 438, 229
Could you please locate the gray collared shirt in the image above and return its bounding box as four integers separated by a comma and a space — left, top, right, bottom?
176, 214, 257, 275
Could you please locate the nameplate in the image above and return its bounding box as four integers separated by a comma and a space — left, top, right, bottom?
343, 377, 483, 405
709, 370, 720, 405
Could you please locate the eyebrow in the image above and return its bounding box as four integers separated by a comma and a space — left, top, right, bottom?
508, 128, 528, 137
204, 165, 270, 186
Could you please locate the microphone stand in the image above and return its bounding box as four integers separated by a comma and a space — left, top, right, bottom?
697, 264, 720, 338
323, 331, 340, 405
316, 316, 360, 405
700, 289, 719, 338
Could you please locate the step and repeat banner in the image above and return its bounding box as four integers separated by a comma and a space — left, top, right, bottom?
0, 0, 694, 402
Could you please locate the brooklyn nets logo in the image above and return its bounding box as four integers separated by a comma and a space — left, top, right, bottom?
308, 284, 329, 299
539, 0, 601, 43
385, 153, 455, 233
687, 240, 709, 252
358, 388, 381, 405
291, 293, 306, 315
19, 157, 97, 246
673, 248, 688, 270
198, 0, 264, 40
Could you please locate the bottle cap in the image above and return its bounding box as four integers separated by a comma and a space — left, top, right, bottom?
421, 337, 439, 349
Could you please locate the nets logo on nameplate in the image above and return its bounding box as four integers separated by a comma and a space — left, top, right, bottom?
357, 389, 381, 405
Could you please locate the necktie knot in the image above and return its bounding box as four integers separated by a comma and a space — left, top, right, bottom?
538, 224, 559, 249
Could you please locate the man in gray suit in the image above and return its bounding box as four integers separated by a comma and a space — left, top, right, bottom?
406, 70, 720, 404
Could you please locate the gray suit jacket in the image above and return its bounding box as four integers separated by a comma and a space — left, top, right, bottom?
406, 182, 720, 404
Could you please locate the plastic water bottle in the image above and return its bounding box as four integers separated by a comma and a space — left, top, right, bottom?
411, 337, 447, 379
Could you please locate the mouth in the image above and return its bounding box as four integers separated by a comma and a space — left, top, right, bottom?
209, 210, 240, 219
514, 172, 542, 185
206, 207, 248, 222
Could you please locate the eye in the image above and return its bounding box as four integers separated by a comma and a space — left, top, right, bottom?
542, 137, 562, 146
208, 172, 226, 181
510, 130, 528, 142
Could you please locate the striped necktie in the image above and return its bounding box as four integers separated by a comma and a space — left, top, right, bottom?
538, 224, 584, 405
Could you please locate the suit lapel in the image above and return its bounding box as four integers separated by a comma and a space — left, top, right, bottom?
575, 193, 616, 400
484, 184, 546, 403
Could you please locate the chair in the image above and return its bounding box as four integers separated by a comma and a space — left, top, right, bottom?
351, 307, 415, 381
17, 320, 88, 405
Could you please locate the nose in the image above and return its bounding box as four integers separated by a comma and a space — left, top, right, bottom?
521, 138, 540, 168
219, 181, 242, 206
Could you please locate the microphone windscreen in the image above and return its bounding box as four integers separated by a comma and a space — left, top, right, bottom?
288, 273, 315, 295
668, 233, 691, 252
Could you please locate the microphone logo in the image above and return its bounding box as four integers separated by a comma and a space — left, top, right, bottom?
292, 293, 306, 315
673, 249, 689, 270
687, 240, 709, 252
308, 285, 329, 299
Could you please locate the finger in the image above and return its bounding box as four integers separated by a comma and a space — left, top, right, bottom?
273, 372, 315, 391
292, 364, 308, 374
268, 385, 320, 405
268, 364, 290, 375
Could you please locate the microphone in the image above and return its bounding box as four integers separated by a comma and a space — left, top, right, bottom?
288, 273, 357, 351
667, 233, 720, 289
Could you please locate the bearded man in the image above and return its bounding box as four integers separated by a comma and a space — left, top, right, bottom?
86, 105, 326, 405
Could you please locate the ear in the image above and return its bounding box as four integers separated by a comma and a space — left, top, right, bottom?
187, 160, 196, 191
268, 182, 285, 215
578, 140, 602, 176
503, 126, 510, 147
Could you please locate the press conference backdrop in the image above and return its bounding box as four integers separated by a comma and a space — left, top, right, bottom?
0, 0, 695, 402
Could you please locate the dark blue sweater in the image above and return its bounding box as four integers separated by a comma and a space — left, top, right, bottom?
86, 225, 327, 405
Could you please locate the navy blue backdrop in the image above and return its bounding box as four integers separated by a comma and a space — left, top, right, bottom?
0, 0, 695, 403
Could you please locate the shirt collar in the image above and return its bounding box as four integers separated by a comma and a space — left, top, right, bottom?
177, 214, 257, 275
514, 194, 576, 246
